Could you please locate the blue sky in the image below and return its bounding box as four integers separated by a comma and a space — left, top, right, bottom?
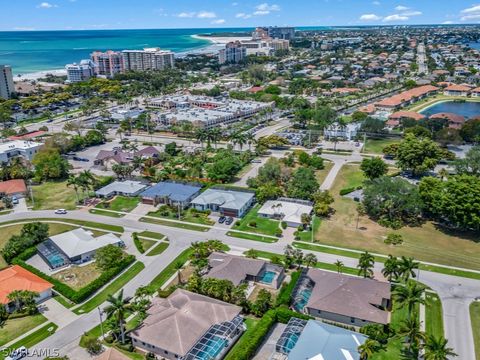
1, 0, 480, 31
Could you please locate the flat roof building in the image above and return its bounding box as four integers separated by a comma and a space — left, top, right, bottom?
0, 65, 15, 99
95, 180, 148, 198
122, 48, 174, 72
0, 140, 43, 163
66, 59, 96, 83
258, 198, 313, 228
91, 50, 124, 78
191, 188, 255, 218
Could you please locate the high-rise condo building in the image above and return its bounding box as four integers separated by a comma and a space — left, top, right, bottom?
266, 26, 295, 40
0, 65, 15, 99
65, 59, 96, 83
122, 48, 175, 71
218, 41, 247, 64
90, 51, 124, 78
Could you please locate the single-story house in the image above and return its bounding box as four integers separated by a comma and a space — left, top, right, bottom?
258, 198, 313, 227
95, 180, 148, 198
95, 347, 130, 360
0, 179, 28, 197
130, 289, 244, 360
0, 265, 53, 312
37, 228, 124, 268
94, 147, 160, 169
140, 181, 202, 207
293, 268, 391, 326
190, 188, 255, 218
205, 252, 285, 289
276, 318, 367, 360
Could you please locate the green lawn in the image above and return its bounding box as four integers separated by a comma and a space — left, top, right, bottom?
0, 313, 47, 346
138, 231, 166, 240
73, 261, 145, 314
146, 242, 169, 256
88, 208, 124, 218
227, 231, 277, 243
232, 205, 281, 236
315, 160, 334, 187
96, 196, 140, 213
0, 322, 58, 360
0, 218, 125, 234
140, 217, 210, 232
52, 294, 75, 309
31, 181, 78, 210
297, 216, 321, 242
147, 207, 214, 226
425, 292, 444, 339
139, 238, 156, 253
471, 301, 480, 360
363, 138, 400, 155
147, 248, 193, 291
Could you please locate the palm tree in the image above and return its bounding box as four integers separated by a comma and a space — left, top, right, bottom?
393, 281, 425, 320
303, 253, 317, 268
424, 335, 457, 360
358, 339, 382, 360
209, 128, 222, 149
105, 289, 132, 344
67, 175, 81, 204
195, 128, 207, 149
396, 317, 426, 354
382, 255, 400, 283
334, 260, 344, 274
357, 251, 375, 278
174, 261, 184, 284
231, 132, 248, 151
7, 290, 23, 311
245, 132, 257, 151
398, 256, 419, 282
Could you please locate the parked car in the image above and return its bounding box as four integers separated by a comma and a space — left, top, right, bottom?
225, 217, 234, 225
218, 216, 226, 224
6, 346, 28, 360
54, 209, 67, 214
251, 159, 262, 163
73, 156, 89, 162
11, 196, 18, 205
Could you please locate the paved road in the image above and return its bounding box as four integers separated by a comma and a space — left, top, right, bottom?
1, 204, 478, 359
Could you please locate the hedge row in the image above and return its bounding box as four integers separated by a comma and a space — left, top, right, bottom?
12, 255, 135, 303
275, 270, 301, 307
339, 185, 362, 196
225, 307, 312, 360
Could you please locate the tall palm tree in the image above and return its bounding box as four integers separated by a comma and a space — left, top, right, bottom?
396, 317, 426, 354
105, 289, 132, 344
303, 253, 317, 268
334, 260, 344, 274
209, 128, 222, 149
7, 290, 23, 311
358, 339, 383, 360
245, 132, 257, 151
357, 251, 375, 278
195, 128, 207, 149
67, 175, 81, 204
382, 255, 400, 283
393, 281, 425, 320
424, 335, 457, 360
398, 256, 419, 282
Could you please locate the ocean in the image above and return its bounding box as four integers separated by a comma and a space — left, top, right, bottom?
0, 28, 256, 75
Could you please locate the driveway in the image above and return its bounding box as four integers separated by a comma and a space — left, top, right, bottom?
39, 298, 79, 329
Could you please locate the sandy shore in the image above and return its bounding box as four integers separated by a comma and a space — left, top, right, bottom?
14, 69, 67, 82
191, 34, 252, 44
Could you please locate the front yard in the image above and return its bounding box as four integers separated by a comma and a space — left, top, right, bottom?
147, 206, 215, 226
0, 313, 47, 346
232, 205, 281, 237
52, 262, 102, 290
30, 181, 78, 210
363, 138, 400, 155
95, 196, 140, 213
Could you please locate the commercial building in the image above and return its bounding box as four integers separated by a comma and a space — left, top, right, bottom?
240, 40, 273, 56
65, 59, 96, 83
0, 140, 43, 163
190, 188, 255, 217
258, 198, 313, 228
267, 26, 295, 40
0, 65, 14, 99
276, 318, 367, 360
37, 228, 124, 268
91, 51, 124, 78
324, 122, 361, 141
122, 48, 174, 71
0, 265, 53, 312
130, 289, 244, 360
205, 252, 285, 289
140, 181, 202, 207
219, 41, 247, 64
95, 180, 148, 198
293, 268, 391, 326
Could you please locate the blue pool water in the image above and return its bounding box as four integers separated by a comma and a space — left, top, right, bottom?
37, 240, 68, 268
196, 337, 228, 360
294, 288, 312, 312
260, 271, 276, 284
420, 101, 480, 119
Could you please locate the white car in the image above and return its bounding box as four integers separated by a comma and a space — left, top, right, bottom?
5, 346, 28, 360
54, 209, 67, 214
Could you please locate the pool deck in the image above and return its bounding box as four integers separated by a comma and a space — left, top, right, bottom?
253, 323, 287, 360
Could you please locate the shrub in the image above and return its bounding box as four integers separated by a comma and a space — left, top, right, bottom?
384, 233, 403, 245
281, 221, 287, 229
275, 306, 312, 323
275, 270, 301, 307
83, 335, 102, 355
249, 221, 257, 228
339, 187, 356, 196
275, 228, 282, 237
234, 221, 241, 227
132, 233, 145, 254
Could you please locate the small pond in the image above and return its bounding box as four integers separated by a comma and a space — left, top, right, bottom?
420, 101, 480, 119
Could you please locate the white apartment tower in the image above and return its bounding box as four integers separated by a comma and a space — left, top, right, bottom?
65, 59, 96, 83
0, 65, 15, 99
122, 48, 175, 71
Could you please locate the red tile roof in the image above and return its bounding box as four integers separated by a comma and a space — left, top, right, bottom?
0, 265, 52, 304
375, 85, 438, 108
389, 111, 425, 121
444, 84, 472, 92
0, 179, 27, 195
8, 130, 46, 141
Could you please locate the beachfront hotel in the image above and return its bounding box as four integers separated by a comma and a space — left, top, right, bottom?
65, 59, 96, 83
122, 48, 175, 71
90, 50, 124, 78
0, 65, 14, 99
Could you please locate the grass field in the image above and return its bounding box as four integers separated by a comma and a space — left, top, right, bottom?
138, 231, 166, 240
147, 207, 214, 226
147, 248, 193, 291
96, 196, 140, 213
227, 231, 278, 243
31, 181, 78, 210
52, 262, 101, 290
315, 160, 334, 186
471, 301, 480, 360
89, 208, 124, 217
139, 238, 156, 253
0, 313, 47, 346
140, 217, 210, 232
0, 322, 58, 360
297, 216, 321, 242
146, 242, 169, 256
73, 261, 145, 314
363, 138, 400, 154
425, 292, 444, 339
314, 164, 480, 270
233, 205, 281, 236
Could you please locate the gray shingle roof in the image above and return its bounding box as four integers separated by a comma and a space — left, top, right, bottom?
95, 180, 147, 197
139, 182, 201, 202
191, 188, 254, 210
205, 252, 266, 286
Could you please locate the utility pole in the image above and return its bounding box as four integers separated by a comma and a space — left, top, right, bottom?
362, 132, 366, 154
28, 180, 34, 208
98, 307, 105, 339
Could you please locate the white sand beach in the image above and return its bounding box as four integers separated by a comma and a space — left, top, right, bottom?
14, 69, 67, 82
191, 34, 252, 44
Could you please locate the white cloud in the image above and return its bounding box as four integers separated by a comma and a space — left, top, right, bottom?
402, 10, 422, 16
383, 14, 409, 22
236, 12, 252, 19
211, 19, 226, 24
461, 5, 480, 14
442, 20, 454, 24
359, 13, 381, 21
395, 5, 409, 11
177, 12, 195, 18
461, 14, 480, 21
253, 3, 280, 15
460, 5, 480, 21
197, 11, 217, 18
372, 1, 380, 5
37, 2, 57, 8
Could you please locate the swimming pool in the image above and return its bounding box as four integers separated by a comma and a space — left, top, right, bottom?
195, 336, 228, 360
37, 240, 68, 268
259, 271, 276, 284
293, 288, 312, 312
